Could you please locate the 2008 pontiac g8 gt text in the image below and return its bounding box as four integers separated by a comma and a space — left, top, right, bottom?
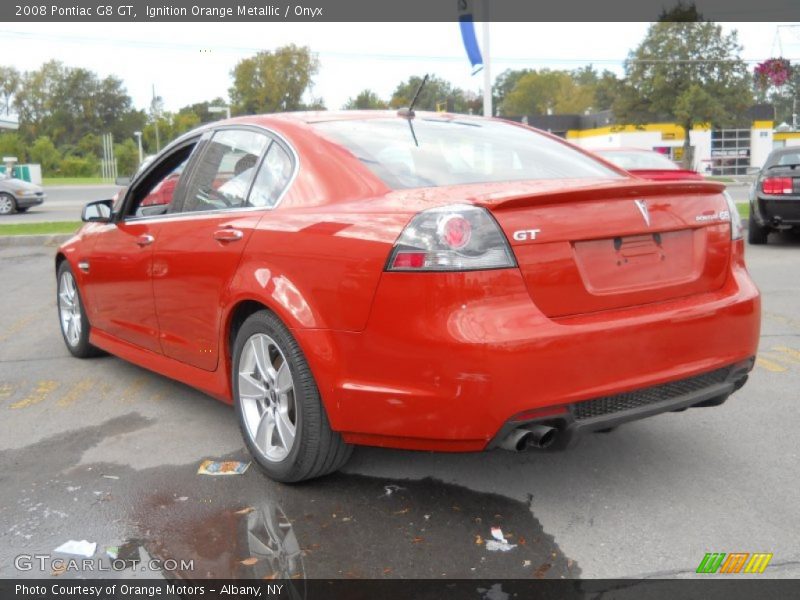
56, 112, 760, 482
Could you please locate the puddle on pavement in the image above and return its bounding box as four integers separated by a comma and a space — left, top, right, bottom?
132, 469, 579, 579
0, 414, 578, 580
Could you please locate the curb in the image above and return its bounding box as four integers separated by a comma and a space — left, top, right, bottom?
0, 233, 73, 248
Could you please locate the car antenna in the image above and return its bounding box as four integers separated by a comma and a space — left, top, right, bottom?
397, 74, 429, 120
397, 74, 428, 147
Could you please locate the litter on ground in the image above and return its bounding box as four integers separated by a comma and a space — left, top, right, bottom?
54, 540, 96, 557
197, 460, 250, 476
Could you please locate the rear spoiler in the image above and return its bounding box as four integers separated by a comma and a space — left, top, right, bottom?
469, 179, 726, 211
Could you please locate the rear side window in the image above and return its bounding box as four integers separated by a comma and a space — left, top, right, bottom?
313, 118, 621, 189
248, 142, 294, 208
181, 129, 269, 213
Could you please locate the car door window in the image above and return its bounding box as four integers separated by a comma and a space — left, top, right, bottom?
136, 160, 188, 216
181, 129, 269, 213
121, 140, 198, 219
247, 142, 294, 208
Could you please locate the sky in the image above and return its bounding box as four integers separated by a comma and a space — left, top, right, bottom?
0, 22, 798, 114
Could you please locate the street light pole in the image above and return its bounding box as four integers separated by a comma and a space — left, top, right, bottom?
133, 131, 143, 165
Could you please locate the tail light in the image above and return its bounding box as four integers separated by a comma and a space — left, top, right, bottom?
723, 191, 743, 240
386, 204, 516, 271
762, 177, 793, 195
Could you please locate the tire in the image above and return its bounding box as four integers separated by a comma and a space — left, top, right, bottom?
56, 261, 103, 358
748, 214, 769, 245
232, 310, 352, 483
0, 193, 16, 215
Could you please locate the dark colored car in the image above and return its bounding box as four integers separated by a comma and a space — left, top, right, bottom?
748, 147, 800, 244
0, 176, 46, 215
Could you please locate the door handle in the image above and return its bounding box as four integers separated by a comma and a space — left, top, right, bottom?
136, 234, 155, 247
213, 228, 244, 242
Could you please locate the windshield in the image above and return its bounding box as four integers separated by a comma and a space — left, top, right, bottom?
598, 150, 679, 171
313, 118, 621, 189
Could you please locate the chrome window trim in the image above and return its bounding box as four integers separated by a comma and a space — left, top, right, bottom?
123, 123, 300, 223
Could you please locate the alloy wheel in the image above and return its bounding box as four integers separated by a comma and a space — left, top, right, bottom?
0, 195, 14, 215
238, 333, 297, 462
58, 271, 82, 347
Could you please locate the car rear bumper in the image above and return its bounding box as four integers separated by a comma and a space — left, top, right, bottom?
754, 196, 800, 226
487, 357, 754, 450
299, 245, 760, 452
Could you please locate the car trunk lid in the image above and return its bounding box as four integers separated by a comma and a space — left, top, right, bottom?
472, 179, 732, 318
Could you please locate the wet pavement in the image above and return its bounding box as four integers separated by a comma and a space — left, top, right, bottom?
0, 413, 574, 580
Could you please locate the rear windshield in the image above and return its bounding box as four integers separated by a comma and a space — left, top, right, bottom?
313, 117, 622, 189
599, 150, 679, 171
766, 150, 800, 169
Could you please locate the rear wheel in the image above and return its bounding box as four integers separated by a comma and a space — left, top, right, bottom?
57, 262, 102, 358
748, 215, 769, 245
232, 310, 352, 483
0, 193, 16, 215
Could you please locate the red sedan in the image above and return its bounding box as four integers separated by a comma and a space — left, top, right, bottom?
594, 148, 705, 181
56, 112, 760, 482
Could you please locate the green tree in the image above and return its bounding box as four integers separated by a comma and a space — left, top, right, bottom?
389, 75, 475, 113
570, 66, 622, 112
0, 65, 20, 116
29, 136, 60, 174
0, 132, 27, 162
613, 20, 752, 167
13, 60, 142, 147
177, 97, 229, 124
229, 45, 320, 115
493, 68, 533, 112
114, 138, 139, 177
502, 69, 594, 116
344, 89, 388, 110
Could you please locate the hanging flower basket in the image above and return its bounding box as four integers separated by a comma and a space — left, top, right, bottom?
754, 58, 792, 89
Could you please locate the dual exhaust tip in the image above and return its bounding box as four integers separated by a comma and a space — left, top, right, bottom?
499, 424, 558, 452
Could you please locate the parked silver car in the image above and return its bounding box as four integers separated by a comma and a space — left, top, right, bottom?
0, 176, 46, 215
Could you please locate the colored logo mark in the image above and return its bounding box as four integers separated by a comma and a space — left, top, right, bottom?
696, 552, 773, 574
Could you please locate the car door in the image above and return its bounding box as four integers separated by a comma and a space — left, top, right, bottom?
151, 127, 285, 372
82, 140, 199, 354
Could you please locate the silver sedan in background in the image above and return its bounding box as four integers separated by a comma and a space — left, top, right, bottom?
0, 176, 46, 215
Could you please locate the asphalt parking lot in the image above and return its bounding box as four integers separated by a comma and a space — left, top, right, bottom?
1, 231, 798, 580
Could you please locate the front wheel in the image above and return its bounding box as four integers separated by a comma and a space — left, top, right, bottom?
232, 310, 352, 483
57, 261, 103, 358
0, 193, 16, 215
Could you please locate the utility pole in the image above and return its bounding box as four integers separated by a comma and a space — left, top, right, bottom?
152, 84, 160, 152
482, 12, 492, 118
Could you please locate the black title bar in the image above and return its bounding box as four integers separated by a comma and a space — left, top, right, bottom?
2, 0, 800, 22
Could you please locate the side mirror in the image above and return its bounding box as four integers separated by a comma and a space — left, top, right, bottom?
115, 176, 131, 186
746, 166, 761, 175
82, 199, 113, 223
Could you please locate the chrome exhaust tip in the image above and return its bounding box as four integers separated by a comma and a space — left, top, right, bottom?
522, 424, 558, 449
498, 428, 532, 452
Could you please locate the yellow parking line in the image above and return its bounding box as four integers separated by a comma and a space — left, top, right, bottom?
120, 377, 147, 403
774, 346, 800, 363
0, 383, 13, 399
57, 379, 95, 408
10, 380, 59, 409
0, 313, 40, 343
756, 357, 788, 373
